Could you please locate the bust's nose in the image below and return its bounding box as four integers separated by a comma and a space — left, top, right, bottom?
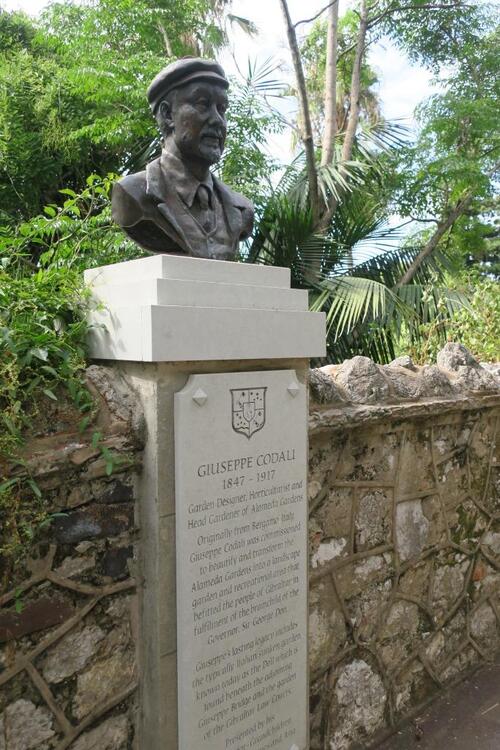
207, 103, 225, 128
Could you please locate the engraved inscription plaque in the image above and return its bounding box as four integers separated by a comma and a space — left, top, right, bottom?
175, 370, 308, 750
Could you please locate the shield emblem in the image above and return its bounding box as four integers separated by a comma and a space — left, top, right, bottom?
231, 387, 267, 439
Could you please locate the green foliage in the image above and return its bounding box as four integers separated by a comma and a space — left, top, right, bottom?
246, 113, 478, 364
0, 174, 145, 270
0, 17, 69, 218
218, 63, 284, 216
0, 247, 90, 582
383, 0, 491, 72
0, 479, 45, 588
247, 124, 381, 346
0, 172, 146, 473
0, 1, 230, 220
392, 12, 499, 263
443, 204, 499, 279
0, 170, 145, 580
276, 2, 498, 363
0, 6, 154, 217
452, 278, 500, 361
0, 256, 90, 455
405, 276, 500, 364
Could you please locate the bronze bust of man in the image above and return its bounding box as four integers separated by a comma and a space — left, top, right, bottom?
112, 58, 254, 260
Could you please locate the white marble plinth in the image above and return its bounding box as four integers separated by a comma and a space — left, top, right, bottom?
84, 254, 325, 750
84, 255, 326, 361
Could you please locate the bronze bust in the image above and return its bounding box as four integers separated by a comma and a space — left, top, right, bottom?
112, 58, 254, 260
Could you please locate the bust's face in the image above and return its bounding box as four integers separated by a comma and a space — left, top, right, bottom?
168, 80, 228, 165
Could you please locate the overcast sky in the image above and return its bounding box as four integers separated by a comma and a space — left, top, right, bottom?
3, 0, 435, 162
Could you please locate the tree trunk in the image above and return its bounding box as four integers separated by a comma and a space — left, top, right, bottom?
279, 0, 320, 222
158, 23, 173, 57
395, 193, 474, 287
341, 0, 368, 163
321, 0, 339, 167
315, 0, 368, 236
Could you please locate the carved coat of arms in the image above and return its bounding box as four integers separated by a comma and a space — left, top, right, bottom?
231, 387, 267, 439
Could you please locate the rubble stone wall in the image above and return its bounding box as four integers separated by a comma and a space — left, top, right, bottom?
0, 367, 143, 750
308, 344, 500, 749
0, 344, 499, 750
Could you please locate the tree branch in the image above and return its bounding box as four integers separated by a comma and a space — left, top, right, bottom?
395, 192, 473, 287
336, 34, 376, 62
294, 1, 337, 29
397, 159, 500, 285
409, 215, 439, 223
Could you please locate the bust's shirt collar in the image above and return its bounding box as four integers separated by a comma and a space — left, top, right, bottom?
160, 149, 213, 208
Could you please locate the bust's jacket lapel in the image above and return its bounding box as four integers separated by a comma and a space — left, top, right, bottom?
144, 158, 245, 255
146, 158, 193, 255
213, 176, 243, 241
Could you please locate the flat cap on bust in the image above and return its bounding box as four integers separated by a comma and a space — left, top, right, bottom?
147, 58, 229, 113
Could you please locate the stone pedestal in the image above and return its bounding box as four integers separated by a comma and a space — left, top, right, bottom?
84, 255, 325, 749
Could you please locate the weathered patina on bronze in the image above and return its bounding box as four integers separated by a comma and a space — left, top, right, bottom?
112, 58, 254, 260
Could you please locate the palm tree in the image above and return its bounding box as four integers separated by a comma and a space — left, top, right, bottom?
244, 121, 467, 364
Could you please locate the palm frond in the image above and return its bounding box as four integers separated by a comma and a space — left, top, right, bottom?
356, 120, 411, 152
278, 155, 376, 211
349, 244, 457, 286
227, 14, 258, 37
124, 134, 161, 172
244, 57, 285, 95
394, 283, 470, 336
316, 159, 369, 204
272, 155, 306, 196
310, 276, 408, 339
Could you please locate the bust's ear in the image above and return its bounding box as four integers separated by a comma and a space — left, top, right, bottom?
159, 99, 174, 133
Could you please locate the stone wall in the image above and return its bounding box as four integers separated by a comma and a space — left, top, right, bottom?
0, 367, 143, 750
308, 344, 500, 749
1, 343, 499, 750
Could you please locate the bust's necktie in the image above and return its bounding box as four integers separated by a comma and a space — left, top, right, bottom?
196, 184, 214, 233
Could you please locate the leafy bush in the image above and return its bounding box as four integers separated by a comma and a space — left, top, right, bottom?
0, 175, 145, 580
0, 263, 90, 446
0, 174, 145, 270
0, 174, 146, 455
405, 276, 500, 364
446, 278, 500, 362
0, 256, 90, 572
